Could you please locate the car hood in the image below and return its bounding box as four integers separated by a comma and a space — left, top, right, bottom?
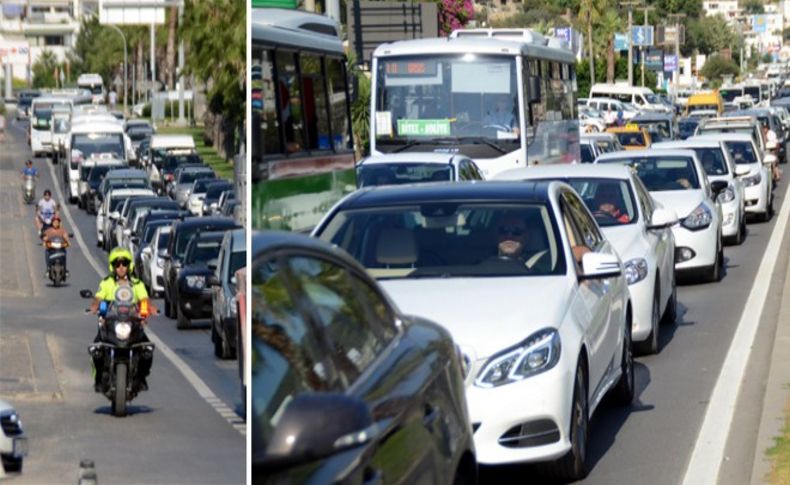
601, 224, 649, 261
650, 190, 706, 218
380, 276, 572, 360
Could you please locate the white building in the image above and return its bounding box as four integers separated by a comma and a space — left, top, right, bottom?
703, 0, 741, 25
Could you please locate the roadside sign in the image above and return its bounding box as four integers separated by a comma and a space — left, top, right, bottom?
631, 26, 654, 47
554, 27, 572, 45
645, 50, 664, 71
753, 15, 767, 33
615, 33, 628, 51
0, 41, 30, 65
99, 0, 166, 25
664, 55, 678, 72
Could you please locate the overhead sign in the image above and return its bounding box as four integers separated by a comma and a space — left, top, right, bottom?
554, 27, 572, 45
615, 33, 628, 51
645, 50, 664, 71
631, 26, 654, 47
752, 15, 767, 33
0, 41, 30, 65
99, 0, 166, 25
664, 55, 678, 72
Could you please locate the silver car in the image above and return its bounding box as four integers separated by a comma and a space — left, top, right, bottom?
209, 228, 245, 359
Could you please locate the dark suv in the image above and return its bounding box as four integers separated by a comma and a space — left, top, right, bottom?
251, 231, 476, 484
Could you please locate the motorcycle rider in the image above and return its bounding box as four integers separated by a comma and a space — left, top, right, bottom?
42, 216, 70, 277
35, 190, 60, 235
89, 248, 157, 392
21, 159, 39, 179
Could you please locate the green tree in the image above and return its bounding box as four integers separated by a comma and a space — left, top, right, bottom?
577, 0, 606, 85
181, 0, 245, 159
32, 50, 59, 88
783, 27, 790, 41
700, 55, 739, 83
741, 0, 764, 14
685, 14, 737, 56
596, 9, 623, 83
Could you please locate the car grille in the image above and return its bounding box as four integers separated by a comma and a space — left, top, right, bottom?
498, 419, 560, 448
1, 413, 23, 437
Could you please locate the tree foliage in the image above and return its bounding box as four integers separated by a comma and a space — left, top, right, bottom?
438, 0, 474, 35
685, 14, 738, 56
700, 55, 739, 82
32, 50, 59, 88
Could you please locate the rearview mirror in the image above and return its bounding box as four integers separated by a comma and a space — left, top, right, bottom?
579, 252, 622, 280
257, 393, 374, 471
710, 180, 729, 198
734, 165, 751, 177
647, 207, 678, 230
142, 247, 151, 256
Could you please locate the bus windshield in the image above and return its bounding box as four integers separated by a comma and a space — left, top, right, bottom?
32, 104, 54, 130
719, 88, 741, 102
744, 86, 760, 100
72, 133, 125, 159
374, 54, 521, 151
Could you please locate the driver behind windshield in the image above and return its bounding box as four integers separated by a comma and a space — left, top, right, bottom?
484, 95, 520, 136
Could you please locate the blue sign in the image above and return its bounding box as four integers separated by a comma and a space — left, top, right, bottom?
631, 26, 654, 47
615, 33, 628, 51
753, 15, 767, 33
554, 27, 572, 44
664, 55, 678, 72
645, 49, 663, 71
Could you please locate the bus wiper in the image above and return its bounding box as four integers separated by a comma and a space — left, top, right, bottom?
391, 140, 421, 153
433, 137, 508, 154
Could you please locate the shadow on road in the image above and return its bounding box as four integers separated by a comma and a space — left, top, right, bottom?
93, 404, 155, 417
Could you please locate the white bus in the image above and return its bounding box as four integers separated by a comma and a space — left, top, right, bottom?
370, 28, 580, 178
77, 73, 106, 104
65, 117, 128, 203
30, 96, 73, 158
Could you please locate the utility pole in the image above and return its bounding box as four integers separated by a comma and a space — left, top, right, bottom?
177, 1, 186, 125
621, 1, 641, 86
106, 24, 128, 116
641, 5, 655, 87
668, 13, 686, 89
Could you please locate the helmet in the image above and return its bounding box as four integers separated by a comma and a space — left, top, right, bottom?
108, 247, 134, 272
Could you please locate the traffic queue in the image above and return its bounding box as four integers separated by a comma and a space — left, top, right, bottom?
252, 13, 790, 483
19, 86, 245, 418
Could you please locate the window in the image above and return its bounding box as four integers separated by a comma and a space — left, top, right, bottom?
327, 57, 351, 151
252, 47, 281, 156
44, 36, 64, 46
288, 255, 395, 385
564, 191, 603, 250
300, 54, 331, 150
276, 51, 306, 153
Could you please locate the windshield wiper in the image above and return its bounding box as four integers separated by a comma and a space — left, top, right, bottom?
449, 137, 508, 154
390, 136, 509, 154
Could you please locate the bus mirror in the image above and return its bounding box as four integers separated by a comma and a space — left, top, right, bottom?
529, 77, 541, 104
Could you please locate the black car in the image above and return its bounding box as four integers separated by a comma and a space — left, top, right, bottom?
201, 181, 235, 215
83, 164, 125, 214
678, 117, 700, 140
159, 153, 204, 193
176, 231, 227, 328
162, 217, 240, 328
251, 231, 476, 484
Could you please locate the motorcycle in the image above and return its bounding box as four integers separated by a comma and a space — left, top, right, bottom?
23, 176, 35, 204
86, 288, 155, 417
44, 237, 68, 287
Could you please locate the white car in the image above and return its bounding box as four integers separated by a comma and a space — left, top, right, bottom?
313, 181, 634, 480
141, 225, 172, 297
653, 139, 749, 244
596, 149, 727, 282
579, 111, 607, 133
0, 400, 27, 478
586, 97, 638, 121
579, 133, 624, 163
356, 152, 485, 187
96, 188, 155, 250
692, 133, 774, 221
497, 164, 677, 355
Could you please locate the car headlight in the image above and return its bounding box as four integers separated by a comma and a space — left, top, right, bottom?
624, 258, 649, 285
717, 187, 736, 203
681, 203, 713, 230
742, 173, 761, 187
475, 328, 561, 388
186, 275, 206, 289
229, 296, 238, 316
156, 257, 165, 268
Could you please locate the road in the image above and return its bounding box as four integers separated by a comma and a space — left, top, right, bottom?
0, 121, 245, 484
479, 167, 790, 483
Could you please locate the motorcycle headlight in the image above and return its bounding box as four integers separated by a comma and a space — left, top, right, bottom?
681, 203, 713, 230
624, 258, 649, 285
186, 275, 205, 289
742, 173, 761, 187
475, 328, 561, 388
115, 322, 132, 341
717, 187, 736, 203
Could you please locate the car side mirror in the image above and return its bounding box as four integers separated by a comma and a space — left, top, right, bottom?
647, 208, 678, 230
734, 165, 751, 177
110, 211, 120, 220
710, 180, 729, 198
142, 247, 152, 256
207, 274, 220, 287
257, 393, 374, 471
158, 249, 169, 258
123, 228, 132, 236
579, 252, 622, 280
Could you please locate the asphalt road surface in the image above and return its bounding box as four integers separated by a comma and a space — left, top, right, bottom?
0, 120, 245, 484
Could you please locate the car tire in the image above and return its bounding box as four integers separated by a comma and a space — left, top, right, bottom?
212, 320, 223, 357
662, 276, 677, 324
176, 305, 191, 329
542, 360, 589, 482
612, 311, 635, 405
163, 291, 173, 318
635, 290, 660, 356
704, 241, 723, 283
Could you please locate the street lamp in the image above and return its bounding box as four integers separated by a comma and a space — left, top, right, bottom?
105, 24, 128, 116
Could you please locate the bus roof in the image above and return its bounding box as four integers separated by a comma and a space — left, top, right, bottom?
70, 121, 125, 134
372, 35, 575, 64
150, 134, 196, 149
32, 97, 73, 106
251, 8, 342, 55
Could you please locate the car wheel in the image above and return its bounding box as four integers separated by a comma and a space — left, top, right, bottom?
176, 304, 191, 329
212, 320, 223, 357
704, 241, 722, 283
612, 311, 635, 405
542, 360, 588, 482
163, 291, 173, 318
662, 276, 677, 324
635, 290, 660, 356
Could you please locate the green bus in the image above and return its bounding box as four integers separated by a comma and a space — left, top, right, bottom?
251, 7, 355, 232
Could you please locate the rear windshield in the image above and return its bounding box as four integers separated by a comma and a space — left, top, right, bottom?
178, 171, 214, 184
691, 147, 729, 176
580, 144, 595, 163
186, 239, 222, 264
357, 163, 454, 187
615, 132, 646, 147
724, 141, 758, 164
599, 156, 700, 191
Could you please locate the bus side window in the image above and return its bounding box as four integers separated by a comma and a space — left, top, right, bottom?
254, 46, 282, 158
327, 58, 352, 151
300, 54, 331, 151
276, 51, 306, 154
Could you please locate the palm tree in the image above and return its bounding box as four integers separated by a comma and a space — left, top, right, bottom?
578, 0, 605, 85
598, 10, 623, 83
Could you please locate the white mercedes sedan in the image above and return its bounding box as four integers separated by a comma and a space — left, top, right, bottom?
496, 164, 678, 355
313, 181, 634, 481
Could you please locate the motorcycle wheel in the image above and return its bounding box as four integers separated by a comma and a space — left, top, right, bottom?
112, 362, 128, 417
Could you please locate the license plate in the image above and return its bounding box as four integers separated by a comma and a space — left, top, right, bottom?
12, 437, 28, 457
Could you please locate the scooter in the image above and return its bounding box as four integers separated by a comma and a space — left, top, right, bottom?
23, 176, 35, 204
44, 237, 68, 287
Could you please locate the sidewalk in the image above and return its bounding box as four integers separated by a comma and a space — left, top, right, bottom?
750, 250, 790, 484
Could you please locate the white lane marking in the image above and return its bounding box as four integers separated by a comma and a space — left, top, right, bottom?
682, 184, 790, 484
44, 159, 246, 436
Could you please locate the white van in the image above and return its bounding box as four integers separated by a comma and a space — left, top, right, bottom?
30, 96, 73, 157
589, 83, 671, 113
77, 73, 106, 104
66, 120, 129, 203
147, 135, 198, 193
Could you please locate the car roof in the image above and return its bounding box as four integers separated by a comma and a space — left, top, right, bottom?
172, 217, 237, 230
691, 133, 756, 143
227, 228, 246, 252
652, 140, 722, 149
108, 188, 155, 197
105, 168, 147, 178
338, 181, 554, 209
359, 153, 464, 165
580, 132, 617, 141
632, 112, 673, 122
252, 230, 366, 273
495, 163, 632, 181
595, 148, 698, 161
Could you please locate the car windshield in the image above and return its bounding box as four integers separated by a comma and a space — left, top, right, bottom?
53, 118, 70, 133
599, 156, 700, 191
318, 203, 565, 279
724, 141, 758, 164
88, 165, 114, 183
186, 240, 222, 264
109, 197, 130, 212
229, 251, 245, 283
72, 133, 124, 159
689, 104, 718, 112
564, 178, 637, 227
615, 132, 646, 147
143, 223, 169, 244
178, 171, 214, 184
164, 154, 201, 170
644, 93, 662, 104
156, 231, 171, 249
744, 86, 760, 99
193, 179, 216, 193
357, 163, 453, 187
580, 144, 595, 163
205, 184, 233, 200
176, 225, 230, 258
633, 121, 670, 142
691, 147, 729, 175
128, 129, 152, 141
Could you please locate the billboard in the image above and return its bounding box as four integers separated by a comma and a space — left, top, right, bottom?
752, 15, 767, 33
0, 41, 30, 65
646, 50, 664, 71
554, 27, 571, 45
99, 0, 166, 25
631, 26, 654, 47
615, 33, 628, 51
664, 55, 678, 72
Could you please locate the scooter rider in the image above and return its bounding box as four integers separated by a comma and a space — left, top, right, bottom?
42, 216, 70, 277
89, 248, 157, 392
21, 159, 38, 179
36, 190, 60, 235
